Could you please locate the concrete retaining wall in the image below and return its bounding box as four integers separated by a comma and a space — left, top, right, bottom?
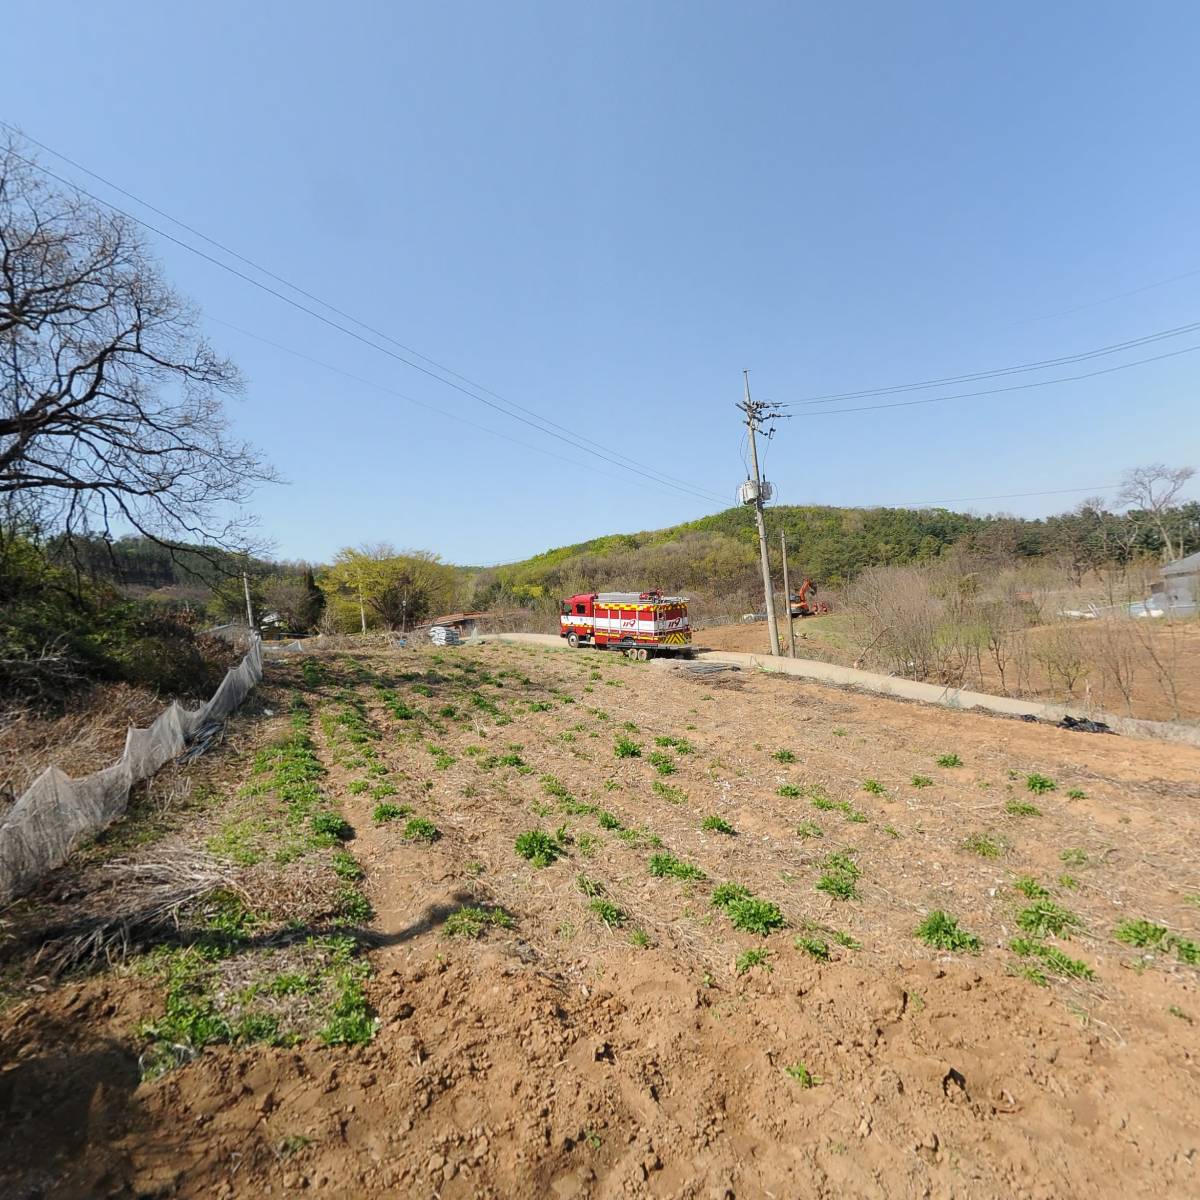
476, 633, 1200, 749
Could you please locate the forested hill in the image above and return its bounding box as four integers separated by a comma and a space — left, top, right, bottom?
473, 501, 1200, 603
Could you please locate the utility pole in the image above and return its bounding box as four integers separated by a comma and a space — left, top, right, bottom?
780, 531, 797, 658
242, 571, 255, 631
737, 370, 787, 657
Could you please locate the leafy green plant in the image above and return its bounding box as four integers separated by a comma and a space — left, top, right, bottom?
402, 817, 440, 843
962, 833, 1002, 857
1066, 787, 1086, 800
777, 784, 802, 798
911, 775, 934, 789
334, 885, 372, 924
1013, 876, 1049, 899
711, 882, 752, 910
735, 948, 773, 975
311, 812, 352, 842
1018, 900, 1080, 938
796, 936, 830, 961
649, 853, 706, 881
862, 779, 885, 795
1010, 938, 1095, 980
772, 749, 797, 763
589, 898, 625, 928
796, 820, 823, 839
331, 850, 364, 880
515, 829, 561, 867
629, 927, 651, 949
1026, 773, 1056, 794
832, 929, 860, 949
1006, 799, 1041, 817
915, 911, 981, 952
1060, 848, 1088, 867
816, 851, 861, 901
701, 815, 735, 835
1114, 918, 1167, 948
575, 873, 605, 898
726, 897, 785, 936
652, 780, 687, 804
443, 906, 514, 939
811, 795, 838, 811
372, 802, 410, 824
347, 779, 369, 795
936, 753, 962, 768
655, 735, 692, 754
597, 810, 623, 831
647, 750, 677, 776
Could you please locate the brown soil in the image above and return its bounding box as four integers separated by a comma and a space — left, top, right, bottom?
697, 619, 1200, 723
2, 642, 1199, 1198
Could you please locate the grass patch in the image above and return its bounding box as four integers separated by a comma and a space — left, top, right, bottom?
334, 885, 372, 924
652, 780, 687, 804
777, 784, 802, 798
331, 850, 363, 880
936, 753, 962, 768
1010, 938, 1095, 980
655, 735, 692, 754
915, 911, 980, 952
911, 775, 934, 788
629, 927, 651, 949
796, 820, 823, 839
1060, 848, 1088, 867
862, 779, 885, 795
1013, 876, 1050, 899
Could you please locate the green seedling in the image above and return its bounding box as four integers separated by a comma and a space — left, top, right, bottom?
915, 911, 981, 952
701, 815, 735, 835
777, 784, 802, 798
911, 775, 934, 789
1010, 938, 1095, 980
784, 1062, 818, 1087
726, 897, 785, 936
816, 851, 861, 901
796, 936, 830, 961
1060, 848, 1088, 867
311, 812, 352, 842
1066, 788, 1086, 800
796, 821, 823, 839
1013, 876, 1049, 899
613, 736, 642, 759
575, 873, 605, 898
652, 781, 687, 804
331, 850, 364, 880
1026, 773, 1056, 794
1018, 900, 1080, 938
961, 833, 1001, 857
862, 779, 885, 795
647, 751, 677, 776
936, 754, 963, 768
629, 928, 651, 949
772, 749, 797, 763
832, 929, 860, 949
735, 948, 773, 975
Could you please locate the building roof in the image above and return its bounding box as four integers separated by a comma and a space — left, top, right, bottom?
1162, 551, 1200, 576
430, 611, 488, 625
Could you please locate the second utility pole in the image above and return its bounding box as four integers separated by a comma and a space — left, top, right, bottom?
740, 370, 781, 657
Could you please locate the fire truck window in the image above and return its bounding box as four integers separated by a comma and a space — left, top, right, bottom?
575, 603, 586, 615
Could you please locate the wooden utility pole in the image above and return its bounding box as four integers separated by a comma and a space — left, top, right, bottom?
242, 571, 255, 631
780, 531, 797, 658
738, 371, 787, 657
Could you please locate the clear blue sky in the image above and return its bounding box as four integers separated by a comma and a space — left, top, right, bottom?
6, 2, 1198, 564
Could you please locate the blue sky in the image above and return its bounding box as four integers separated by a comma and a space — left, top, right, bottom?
5, 2, 1198, 563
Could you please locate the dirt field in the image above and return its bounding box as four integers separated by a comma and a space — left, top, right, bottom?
2, 640, 1199, 1198
697, 617, 1200, 723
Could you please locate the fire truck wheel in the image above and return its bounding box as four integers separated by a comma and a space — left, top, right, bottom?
567, 632, 579, 649
637, 647, 649, 661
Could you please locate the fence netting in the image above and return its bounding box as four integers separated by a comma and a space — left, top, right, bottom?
0, 637, 263, 905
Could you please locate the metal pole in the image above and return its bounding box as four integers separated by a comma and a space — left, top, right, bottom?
242, 571, 255, 631
780, 531, 797, 658
743, 370, 780, 656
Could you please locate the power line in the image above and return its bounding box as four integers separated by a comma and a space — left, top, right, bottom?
795, 318, 1200, 404
4, 131, 728, 507
796, 341, 1200, 417
208, 316, 716, 504
890, 483, 1121, 508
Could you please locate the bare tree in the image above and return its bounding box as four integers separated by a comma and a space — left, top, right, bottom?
0, 137, 276, 551
1118, 464, 1196, 563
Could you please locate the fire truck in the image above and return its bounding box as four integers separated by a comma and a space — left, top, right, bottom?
559, 590, 692, 659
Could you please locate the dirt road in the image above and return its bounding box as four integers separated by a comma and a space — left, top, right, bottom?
2, 641, 1198, 1198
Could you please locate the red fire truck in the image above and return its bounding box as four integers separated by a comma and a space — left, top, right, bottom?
559, 590, 691, 659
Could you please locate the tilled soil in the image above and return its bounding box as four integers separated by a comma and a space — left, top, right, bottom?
2, 641, 1199, 1199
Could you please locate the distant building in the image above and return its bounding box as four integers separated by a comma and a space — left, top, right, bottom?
1159, 551, 1200, 614
428, 611, 488, 637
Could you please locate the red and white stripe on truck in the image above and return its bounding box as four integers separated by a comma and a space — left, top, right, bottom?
559, 590, 691, 655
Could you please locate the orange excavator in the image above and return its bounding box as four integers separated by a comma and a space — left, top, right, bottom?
788, 578, 829, 618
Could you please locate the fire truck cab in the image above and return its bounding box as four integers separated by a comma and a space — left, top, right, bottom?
559, 590, 691, 659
